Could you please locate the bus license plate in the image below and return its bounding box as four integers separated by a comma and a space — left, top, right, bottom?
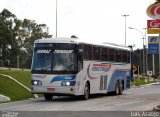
47, 88, 55, 92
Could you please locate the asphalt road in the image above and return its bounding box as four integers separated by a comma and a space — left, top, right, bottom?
0, 83, 160, 112
0, 84, 160, 111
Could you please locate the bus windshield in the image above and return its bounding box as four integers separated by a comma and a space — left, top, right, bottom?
31, 43, 77, 74
53, 49, 75, 71
32, 49, 52, 71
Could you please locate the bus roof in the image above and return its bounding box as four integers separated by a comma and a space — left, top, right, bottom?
34, 38, 131, 51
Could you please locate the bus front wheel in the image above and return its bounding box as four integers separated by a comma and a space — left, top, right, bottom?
44, 94, 53, 101
82, 83, 90, 100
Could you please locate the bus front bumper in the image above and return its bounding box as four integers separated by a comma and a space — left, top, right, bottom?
31, 86, 80, 96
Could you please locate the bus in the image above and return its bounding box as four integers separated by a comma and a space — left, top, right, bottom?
31, 38, 133, 100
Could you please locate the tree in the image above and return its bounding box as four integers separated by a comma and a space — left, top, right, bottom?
0, 9, 52, 68
0, 9, 18, 67
20, 19, 52, 68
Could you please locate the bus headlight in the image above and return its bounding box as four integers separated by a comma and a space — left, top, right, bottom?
32, 80, 42, 85
34, 81, 38, 85
66, 82, 70, 86
61, 81, 76, 86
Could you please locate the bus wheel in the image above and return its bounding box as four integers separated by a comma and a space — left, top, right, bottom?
82, 83, 90, 100
115, 81, 120, 95
119, 81, 123, 95
44, 94, 53, 101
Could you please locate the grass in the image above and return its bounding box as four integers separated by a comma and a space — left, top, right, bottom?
0, 75, 33, 101
0, 70, 31, 89
132, 77, 155, 86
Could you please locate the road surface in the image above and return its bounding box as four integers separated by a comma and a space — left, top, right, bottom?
0, 83, 160, 112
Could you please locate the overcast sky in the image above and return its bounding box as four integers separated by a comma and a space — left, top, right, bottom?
0, 0, 156, 49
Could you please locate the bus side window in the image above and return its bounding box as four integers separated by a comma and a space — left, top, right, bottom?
108, 48, 115, 62
93, 45, 100, 60
122, 50, 127, 63
83, 44, 92, 60
115, 49, 122, 62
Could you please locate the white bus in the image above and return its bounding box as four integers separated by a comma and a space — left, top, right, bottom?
31, 38, 133, 100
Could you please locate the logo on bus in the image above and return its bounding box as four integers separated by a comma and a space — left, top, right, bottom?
36, 49, 51, 53
87, 64, 111, 79
54, 50, 73, 53
92, 64, 111, 72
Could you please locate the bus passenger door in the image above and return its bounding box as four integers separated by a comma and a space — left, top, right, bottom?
78, 49, 83, 71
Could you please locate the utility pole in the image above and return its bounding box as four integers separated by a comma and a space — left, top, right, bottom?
143, 28, 147, 74
122, 14, 129, 46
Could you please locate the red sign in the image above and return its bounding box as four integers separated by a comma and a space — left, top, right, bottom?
147, 19, 160, 28
147, 2, 160, 19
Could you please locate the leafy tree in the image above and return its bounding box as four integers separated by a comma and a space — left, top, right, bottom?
20, 19, 52, 68
0, 9, 18, 67
0, 9, 52, 68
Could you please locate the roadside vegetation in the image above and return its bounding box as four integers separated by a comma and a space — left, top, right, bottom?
0, 70, 31, 89
0, 69, 33, 101
131, 75, 155, 86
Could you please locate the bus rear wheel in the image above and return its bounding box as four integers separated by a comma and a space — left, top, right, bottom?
82, 83, 90, 100
114, 81, 123, 95
119, 81, 123, 95
115, 82, 120, 95
44, 94, 53, 101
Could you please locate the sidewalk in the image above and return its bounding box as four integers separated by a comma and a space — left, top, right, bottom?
0, 94, 10, 102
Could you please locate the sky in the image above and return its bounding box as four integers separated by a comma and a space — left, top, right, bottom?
0, 0, 156, 49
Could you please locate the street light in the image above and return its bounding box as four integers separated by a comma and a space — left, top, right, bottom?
122, 14, 130, 46
129, 27, 145, 74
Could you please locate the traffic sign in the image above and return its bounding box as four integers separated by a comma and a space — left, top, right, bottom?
147, 2, 160, 19
148, 36, 159, 44
133, 65, 138, 74
148, 36, 159, 54
147, 20, 160, 28
148, 44, 159, 54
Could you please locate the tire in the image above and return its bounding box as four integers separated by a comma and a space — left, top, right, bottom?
44, 94, 53, 101
115, 81, 119, 95
119, 81, 123, 95
82, 83, 90, 100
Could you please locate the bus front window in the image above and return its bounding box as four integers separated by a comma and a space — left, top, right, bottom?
32, 49, 52, 71
53, 50, 75, 71
31, 43, 78, 74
